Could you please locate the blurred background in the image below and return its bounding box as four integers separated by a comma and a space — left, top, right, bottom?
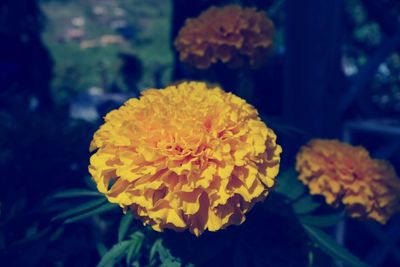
1, 0, 400, 266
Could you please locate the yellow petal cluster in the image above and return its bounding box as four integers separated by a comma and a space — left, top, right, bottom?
174, 4, 274, 69
296, 139, 400, 224
89, 81, 281, 236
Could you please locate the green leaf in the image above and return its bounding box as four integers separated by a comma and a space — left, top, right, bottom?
150, 239, 176, 264
302, 224, 369, 267
96, 242, 108, 257
49, 226, 64, 242
97, 240, 131, 267
300, 214, 342, 228
49, 189, 102, 200
160, 259, 181, 267
51, 198, 107, 221
150, 239, 160, 262
274, 169, 305, 200
64, 203, 117, 224
149, 240, 159, 265
126, 231, 144, 265
118, 213, 133, 242
41, 201, 77, 214
292, 196, 321, 214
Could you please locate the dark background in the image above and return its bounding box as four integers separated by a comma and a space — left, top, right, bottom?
1, 0, 400, 266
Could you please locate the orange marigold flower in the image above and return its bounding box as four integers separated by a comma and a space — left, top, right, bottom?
174, 4, 274, 69
89, 81, 281, 236
296, 139, 400, 224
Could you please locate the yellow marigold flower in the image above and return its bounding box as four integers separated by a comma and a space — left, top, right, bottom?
89, 81, 281, 236
296, 139, 400, 224
174, 4, 274, 69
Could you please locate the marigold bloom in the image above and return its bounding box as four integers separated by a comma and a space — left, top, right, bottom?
296, 139, 400, 224
174, 5, 274, 69
89, 81, 281, 236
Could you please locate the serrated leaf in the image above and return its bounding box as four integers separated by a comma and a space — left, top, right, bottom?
274, 169, 305, 200
51, 198, 106, 221
150, 239, 162, 263
126, 231, 144, 265
97, 240, 131, 267
49, 189, 102, 200
302, 224, 369, 267
300, 214, 342, 228
64, 203, 117, 224
158, 243, 173, 262
118, 213, 133, 242
292, 196, 321, 214
150, 239, 175, 263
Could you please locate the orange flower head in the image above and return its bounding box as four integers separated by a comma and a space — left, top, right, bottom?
296, 139, 400, 224
174, 4, 275, 69
89, 81, 281, 236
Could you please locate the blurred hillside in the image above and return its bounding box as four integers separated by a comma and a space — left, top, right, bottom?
41, 0, 173, 106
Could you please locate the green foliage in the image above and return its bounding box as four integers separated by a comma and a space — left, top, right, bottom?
274, 169, 322, 216
4, 2, 387, 265
292, 195, 321, 214
302, 225, 368, 267
274, 169, 305, 200
64, 202, 117, 224
97, 240, 133, 267
344, 0, 400, 116
150, 239, 182, 267
299, 214, 342, 228
274, 169, 369, 267
96, 242, 108, 258
51, 198, 107, 222
43, 168, 367, 267
119, 212, 134, 242
44, 184, 153, 266
49, 188, 103, 199
46, 186, 118, 225
126, 231, 145, 265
